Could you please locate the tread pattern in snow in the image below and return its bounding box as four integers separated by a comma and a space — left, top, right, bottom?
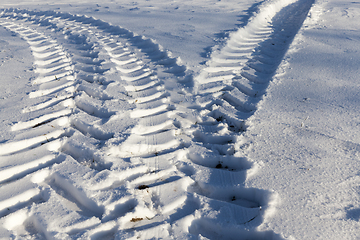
0, 0, 314, 238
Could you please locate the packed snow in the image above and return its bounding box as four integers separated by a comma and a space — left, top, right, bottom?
0, 0, 359, 239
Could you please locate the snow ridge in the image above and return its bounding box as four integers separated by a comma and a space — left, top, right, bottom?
0, 0, 313, 238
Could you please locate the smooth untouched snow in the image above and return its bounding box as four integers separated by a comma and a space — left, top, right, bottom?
0, 0, 359, 239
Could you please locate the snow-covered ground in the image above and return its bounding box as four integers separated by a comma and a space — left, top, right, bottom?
0, 0, 359, 239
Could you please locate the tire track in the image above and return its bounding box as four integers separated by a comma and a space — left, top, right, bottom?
0, 0, 314, 238
63, 14, 197, 239
0, 11, 127, 239
0, 14, 115, 239
0, 8, 192, 239
59, 17, 194, 238
188, 0, 314, 238
0, 20, 73, 182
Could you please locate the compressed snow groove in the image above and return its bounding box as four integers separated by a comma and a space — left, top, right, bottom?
0, 0, 313, 238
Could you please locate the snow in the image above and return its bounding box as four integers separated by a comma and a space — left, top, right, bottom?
0, 0, 359, 239
246, 0, 360, 238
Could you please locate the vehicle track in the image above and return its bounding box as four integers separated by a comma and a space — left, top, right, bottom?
0, 0, 314, 238
0, 8, 194, 239
188, 0, 313, 238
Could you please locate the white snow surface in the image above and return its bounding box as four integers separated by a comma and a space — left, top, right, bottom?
0, 0, 359, 239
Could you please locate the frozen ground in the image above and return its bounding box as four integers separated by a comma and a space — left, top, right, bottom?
0, 0, 359, 239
